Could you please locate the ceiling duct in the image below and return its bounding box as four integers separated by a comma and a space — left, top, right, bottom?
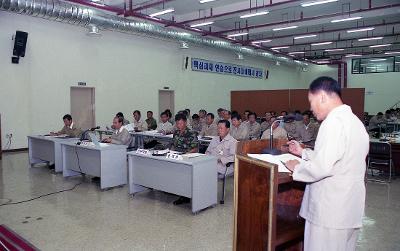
0, 0, 305, 66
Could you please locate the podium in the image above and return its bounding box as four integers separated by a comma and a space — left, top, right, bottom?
233, 139, 305, 250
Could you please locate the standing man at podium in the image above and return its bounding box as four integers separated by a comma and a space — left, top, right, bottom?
285, 76, 369, 251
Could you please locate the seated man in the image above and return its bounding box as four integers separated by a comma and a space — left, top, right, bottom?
198, 109, 207, 128
260, 112, 272, 132
217, 108, 225, 122
230, 114, 249, 141
111, 112, 130, 129
191, 114, 203, 133
199, 113, 218, 137
171, 113, 198, 153
369, 112, 386, 132
102, 116, 132, 146
206, 120, 238, 178
127, 110, 147, 131
223, 110, 232, 123
156, 111, 174, 134
171, 113, 199, 205
50, 114, 83, 138
284, 114, 304, 141
242, 110, 251, 126
247, 112, 261, 139
261, 117, 288, 140
145, 111, 157, 130
297, 112, 320, 146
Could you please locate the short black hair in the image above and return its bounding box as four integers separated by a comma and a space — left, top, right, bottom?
377, 112, 383, 116
175, 113, 187, 122
217, 108, 224, 112
116, 112, 124, 118
164, 109, 172, 118
192, 114, 200, 120
147, 111, 153, 114
63, 114, 72, 121
248, 112, 257, 118
185, 108, 191, 113
309, 76, 342, 98
160, 111, 168, 117
207, 113, 215, 119
244, 110, 251, 113
218, 119, 230, 128
114, 116, 123, 124
231, 113, 242, 120
199, 109, 206, 114
133, 110, 141, 116
295, 110, 301, 114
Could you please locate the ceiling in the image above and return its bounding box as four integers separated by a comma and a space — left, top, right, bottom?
67, 0, 400, 64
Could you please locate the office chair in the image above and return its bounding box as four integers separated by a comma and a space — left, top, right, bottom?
220, 162, 234, 204
367, 141, 393, 183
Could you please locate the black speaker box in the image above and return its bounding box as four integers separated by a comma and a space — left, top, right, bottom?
13, 31, 28, 57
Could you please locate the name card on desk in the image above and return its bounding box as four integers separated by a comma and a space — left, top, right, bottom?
166, 152, 183, 160
136, 149, 151, 155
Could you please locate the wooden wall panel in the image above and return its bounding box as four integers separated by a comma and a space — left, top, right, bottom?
231, 88, 365, 119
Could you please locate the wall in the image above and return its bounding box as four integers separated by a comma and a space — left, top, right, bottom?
0, 12, 306, 149
300, 62, 400, 115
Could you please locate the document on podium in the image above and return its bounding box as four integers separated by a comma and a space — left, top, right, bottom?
247, 153, 304, 173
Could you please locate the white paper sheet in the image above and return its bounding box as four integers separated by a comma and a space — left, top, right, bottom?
247, 153, 303, 173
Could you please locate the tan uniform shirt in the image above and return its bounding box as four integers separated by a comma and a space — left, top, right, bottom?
296, 122, 320, 144
230, 123, 249, 141
248, 121, 261, 139
260, 121, 271, 133
261, 126, 288, 140
199, 123, 218, 137
156, 121, 174, 134
206, 134, 238, 174
110, 127, 132, 146
58, 123, 82, 138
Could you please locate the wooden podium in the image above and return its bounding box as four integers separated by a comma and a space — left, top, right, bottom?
233, 139, 305, 251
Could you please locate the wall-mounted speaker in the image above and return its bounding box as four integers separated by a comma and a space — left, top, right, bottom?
13, 31, 28, 57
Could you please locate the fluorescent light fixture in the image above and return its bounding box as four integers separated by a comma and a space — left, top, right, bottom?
316, 60, 330, 64
199, 0, 217, 3
270, 46, 289, 50
294, 34, 317, 40
278, 56, 288, 60
190, 21, 214, 28
369, 44, 392, 48
385, 51, 400, 55
240, 10, 269, 19
331, 16, 362, 23
273, 26, 298, 31
369, 58, 386, 62
288, 51, 305, 54
251, 39, 272, 44
149, 8, 174, 17
347, 27, 375, 33
227, 32, 248, 38
324, 48, 345, 52
311, 41, 333, 46
301, 0, 338, 7
358, 36, 383, 41
345, 54, 362, 57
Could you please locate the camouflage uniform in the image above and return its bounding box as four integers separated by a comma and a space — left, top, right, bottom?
172, 128, 199, 153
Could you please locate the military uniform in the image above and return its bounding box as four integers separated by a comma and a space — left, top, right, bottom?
199, 123, 218, 137
230, 123, 249, 141
172, 128, 199, 153
146, 118, 158, 130
248, 121, 261, 139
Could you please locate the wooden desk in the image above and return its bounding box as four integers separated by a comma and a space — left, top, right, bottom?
234, 140, 305, 251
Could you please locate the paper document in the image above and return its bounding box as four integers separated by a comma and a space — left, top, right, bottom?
247, 153, 304, 173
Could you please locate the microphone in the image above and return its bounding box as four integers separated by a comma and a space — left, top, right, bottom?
80, 126, 99, 141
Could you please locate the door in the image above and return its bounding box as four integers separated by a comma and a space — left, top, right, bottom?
70, 87, 95, 130
159, 90, 175, 116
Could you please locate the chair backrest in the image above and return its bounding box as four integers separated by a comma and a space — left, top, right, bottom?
369, 141, 391, 159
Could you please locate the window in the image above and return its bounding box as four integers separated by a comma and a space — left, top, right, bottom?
352, 56, 400, 74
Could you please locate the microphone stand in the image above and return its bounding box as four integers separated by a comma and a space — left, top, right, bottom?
262, 119, 284, 155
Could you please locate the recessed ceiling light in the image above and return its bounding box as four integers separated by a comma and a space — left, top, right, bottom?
270, 46, 290, 50
251, 39, 272, 44
240, 10, 269, 19
311, 41, 333, 46
369, 44, 392, 48
347, 27, 375, 33
385, 51, 400, 55
190, 21, 214, 28
199, 0, 217, 3
325, 48, 345, 52
294, 34, 317, 40
358, 37, 383, 41
227, 32, 248, 38
149, 8, 174, 17
301, 0, 338, 7
273, 26, 298, 31
331, 16, 362, 23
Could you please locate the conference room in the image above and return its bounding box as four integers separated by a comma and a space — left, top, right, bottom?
1, 0, 400, 250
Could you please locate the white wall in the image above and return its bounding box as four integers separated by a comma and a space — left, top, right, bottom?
0, 12, 307, 149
